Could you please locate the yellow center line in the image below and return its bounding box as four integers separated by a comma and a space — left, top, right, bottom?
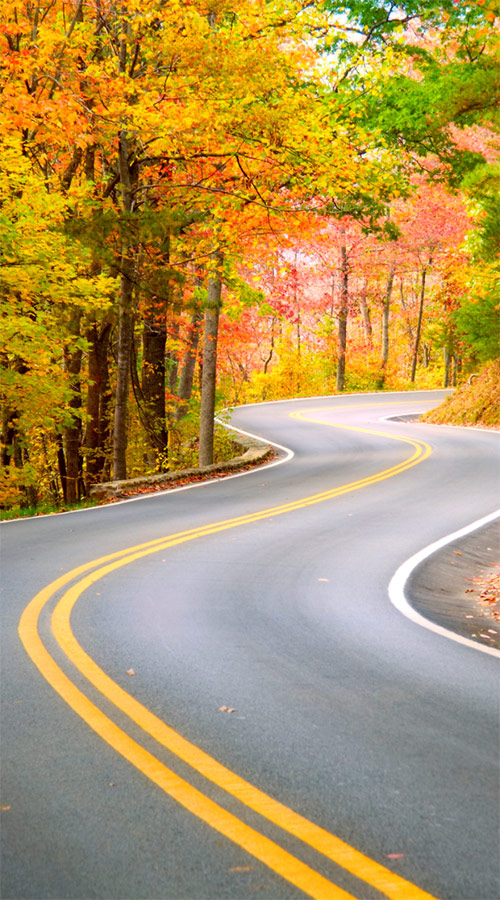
19, 408, 438, 900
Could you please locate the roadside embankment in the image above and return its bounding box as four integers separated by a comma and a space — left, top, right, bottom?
421, 361, 500, 429
407, 519, 500, 651
90, 429, 273, 501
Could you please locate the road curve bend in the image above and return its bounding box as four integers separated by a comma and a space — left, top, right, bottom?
1, 391, 499, 900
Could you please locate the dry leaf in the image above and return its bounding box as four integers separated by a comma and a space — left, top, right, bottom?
219, 706, 236, 713
453, 551, 462, 556
126, 668, 136, 676
229, 866, 253, 872
0, 806, 11, 811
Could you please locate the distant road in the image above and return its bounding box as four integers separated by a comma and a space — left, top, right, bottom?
1, 390, 499, 900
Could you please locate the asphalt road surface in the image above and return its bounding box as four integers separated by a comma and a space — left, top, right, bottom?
1, 391, 499, 900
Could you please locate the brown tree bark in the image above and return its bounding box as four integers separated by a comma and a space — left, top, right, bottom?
63, 310, 83, 503
84, 320, 112, 487
199, 253, 223, 467
176, 307, 203, 420
410, 266, 428, 383
358, 280, 373, 349
112, 130, 138, 480
380, 264, 395, 379
336, 233, 348, 393
141, 311, 168, 466
167, 318, 180, 396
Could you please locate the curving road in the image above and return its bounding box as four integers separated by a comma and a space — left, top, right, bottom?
1, 391, 499, 900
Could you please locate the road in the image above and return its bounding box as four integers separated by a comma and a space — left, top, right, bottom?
1, 391, 499, 900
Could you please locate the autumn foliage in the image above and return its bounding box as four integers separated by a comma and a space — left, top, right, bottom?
1, 0, 499, 512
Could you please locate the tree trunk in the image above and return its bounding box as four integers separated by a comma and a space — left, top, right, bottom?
142, 311, 168, 466
85, 320, 112, 487
410, 266, 427, 383
63, 310, 83, 503
113, 132, 138, 480
113, 265, 134, 479
336, 234, 348, 392
167, 318, 180, 396
199, 253, 222, 467
177, 307, 203, 419
263, 317, 275, 374
400, 280, 414, 346
56, 434, 68, 504
358, 280, 373, 349
444, 348, 452, 387
380, 264, 395, 378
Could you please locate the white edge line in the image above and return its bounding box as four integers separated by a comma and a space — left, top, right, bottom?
0, 389, 460, 525
1, 424, 293, 524
389, 509, 500, 658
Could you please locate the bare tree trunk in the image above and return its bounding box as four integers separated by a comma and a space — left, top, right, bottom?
113, 131, 138, 480
113, 260, 134, 479
85, 320, 112, 488
199, 252, 223, 467
263, 317, 275, 373
380, 264, 395, 379
358, 279, 373, 349
56, 434, 68, 504
167, 318, 180, 396
336, 233, 348, 392
410, 266, 427, 383
177, 307, 203, 420
444, 348, 452, 388
142, 311, 168, 466
63, 310, 83, 503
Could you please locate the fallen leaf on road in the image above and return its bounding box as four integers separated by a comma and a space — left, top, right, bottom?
126, 668, 136, 676
0, 806, 11, 811
453, 551, 462, 556
219, 706, 236, 713
229, 866, 253, 872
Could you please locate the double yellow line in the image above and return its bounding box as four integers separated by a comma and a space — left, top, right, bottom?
19, 407, 437, 899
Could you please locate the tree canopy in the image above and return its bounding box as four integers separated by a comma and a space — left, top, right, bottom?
1, 0, 499, 513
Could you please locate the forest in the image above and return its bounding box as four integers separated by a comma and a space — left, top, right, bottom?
1, 0, 499, 514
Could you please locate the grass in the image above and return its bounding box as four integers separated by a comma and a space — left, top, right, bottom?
0, 497, 100, 521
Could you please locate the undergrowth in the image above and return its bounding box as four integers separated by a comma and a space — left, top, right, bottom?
421, 360, 500, 428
